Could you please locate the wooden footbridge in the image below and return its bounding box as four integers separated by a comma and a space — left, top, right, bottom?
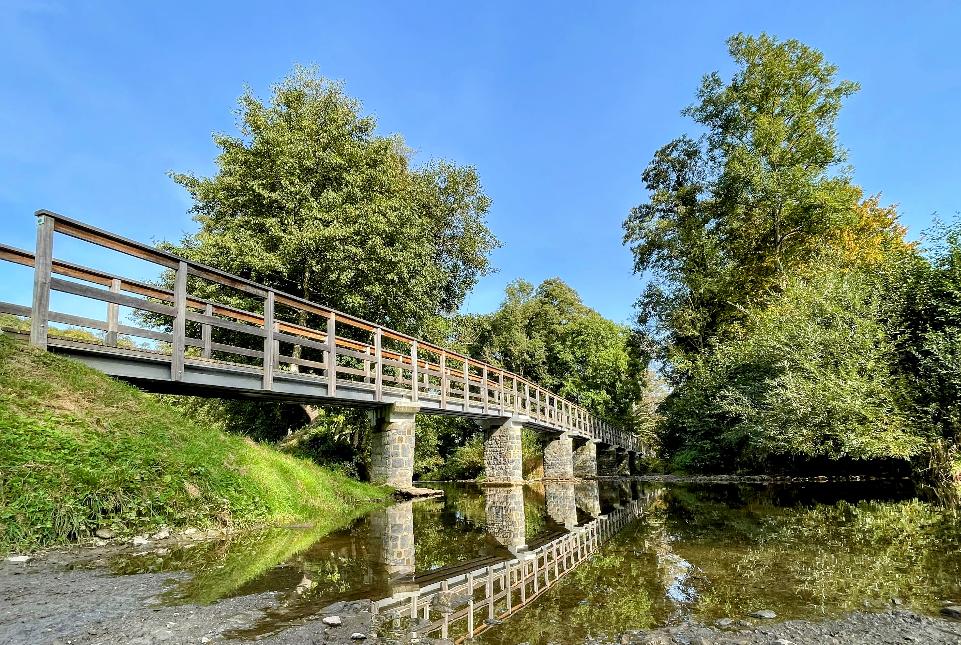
0, 211, 645, 486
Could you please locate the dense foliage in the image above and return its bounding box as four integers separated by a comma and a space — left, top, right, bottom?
625, 33, 959, 486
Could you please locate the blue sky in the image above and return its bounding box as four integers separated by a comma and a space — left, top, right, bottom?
1, 1, 959, 326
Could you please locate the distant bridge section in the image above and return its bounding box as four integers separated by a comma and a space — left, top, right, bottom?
0, 211, 648, 487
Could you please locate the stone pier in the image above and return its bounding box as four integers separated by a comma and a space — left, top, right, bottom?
543, 432, 574, 480
545, 480, 578, 529
574, 479, 602, 517
598, 445, 630, 477
572, 437, 598, 479
485, 485, 527, 553
370, 404, 419, 489
368, 500, 415, 577
480, 417, 524, 484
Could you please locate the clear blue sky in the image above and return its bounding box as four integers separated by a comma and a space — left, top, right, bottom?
1, 1, 959, 325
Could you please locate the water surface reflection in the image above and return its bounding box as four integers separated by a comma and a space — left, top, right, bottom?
104, 480, 961, 643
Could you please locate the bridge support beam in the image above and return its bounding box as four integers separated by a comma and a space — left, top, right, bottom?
370, 404, 419, 489
543, 431, 574, 480
572, 437, 598, 479
480, 416, 525, 485
628, 451, 641, 476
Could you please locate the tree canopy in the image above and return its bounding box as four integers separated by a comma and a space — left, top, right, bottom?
167, 67, 499, 337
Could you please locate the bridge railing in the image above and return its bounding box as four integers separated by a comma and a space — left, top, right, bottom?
0, 210, 638, 451
370, 492, 655, 642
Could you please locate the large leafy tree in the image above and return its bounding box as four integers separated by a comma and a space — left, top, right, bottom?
624, 34, 870, 378
166, 67, 498, 337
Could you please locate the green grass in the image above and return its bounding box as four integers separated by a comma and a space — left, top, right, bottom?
0, 333, 389, 553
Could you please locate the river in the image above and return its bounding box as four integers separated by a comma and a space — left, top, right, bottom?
73, 479, 959, 644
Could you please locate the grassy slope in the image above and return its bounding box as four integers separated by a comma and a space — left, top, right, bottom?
0, 333, 389, 553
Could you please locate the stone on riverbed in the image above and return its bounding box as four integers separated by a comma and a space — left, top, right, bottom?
94, 528, 116, 540
350, 633, 366, 640
322, 615, 342, 626
6, 555, 30, 563
942, 606, 961, 619
750, 609, 777, 619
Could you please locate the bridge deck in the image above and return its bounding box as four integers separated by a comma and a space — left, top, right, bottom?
1, 210, 640, 451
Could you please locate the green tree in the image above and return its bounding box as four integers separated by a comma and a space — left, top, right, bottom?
624, 34, 867, 378
462, 278, 649, 434
166, 67, 498, 337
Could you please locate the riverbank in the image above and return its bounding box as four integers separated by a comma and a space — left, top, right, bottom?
0, 334, 390, 554
615, 610, 961, 644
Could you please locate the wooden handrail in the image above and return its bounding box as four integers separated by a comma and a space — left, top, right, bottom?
2, 211, 639, 451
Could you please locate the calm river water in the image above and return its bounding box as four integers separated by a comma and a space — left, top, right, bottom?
107, 480, 961, 643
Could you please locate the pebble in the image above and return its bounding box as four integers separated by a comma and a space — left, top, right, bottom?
322, 615, 342, 626
6, 555, 30, 563
350, 634, 366, 640
750, 609, 777, 619
942, 606, 961, 619
152, 528, 170, 540
131, 536, 150, 546
715, 617, 734, 627
94, 528, 116, 540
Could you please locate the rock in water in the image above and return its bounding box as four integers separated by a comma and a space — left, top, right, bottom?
95, 528, 116, 540
750, 609, 777, 619
6, 555, 30, 563
715, 618, 734, 627
322, 615, 342, 626
350, 634, 366, 640
942, 606, 961, 619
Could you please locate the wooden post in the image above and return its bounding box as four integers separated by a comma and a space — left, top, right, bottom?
262, 290, 275, 390
364, 347, 371, 383
30, 213, 54, 349
440, 351, 448, 408
171, 261, 187, 381
481, 365, 488, 413
326, 313, 337, 396
374, 327, 383, 401
410, 340, 418, 402
106, 278, 120, 346
524, 382, 530, 415
201, 303, 213, 358
463, 360, 469, 410
512, 377, 518, 414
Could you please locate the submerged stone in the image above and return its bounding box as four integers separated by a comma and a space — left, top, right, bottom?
750, 609, 777, 619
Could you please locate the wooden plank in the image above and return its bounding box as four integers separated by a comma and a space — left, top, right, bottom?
410, 340, 418, 402
201, 303, 212, 358
273, 330, 328, 353
30, 213, 54, 349
184, 310, 267, 338
440, 352, 448, 407
262, 290, 274, 390
0, 301, 31, 317
171, 261, 187, 381
50, 277, 177, 317
326, 313, 337, 396
47, 311, 108, 332
374, 327, 383, 402
106, 278, 120, 346
279, 353, 326, 371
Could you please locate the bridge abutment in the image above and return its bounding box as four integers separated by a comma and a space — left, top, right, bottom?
370, 404, 419, 489
543, 431, 574, 480
369, 500, 415, 577
480, 416, 525, 484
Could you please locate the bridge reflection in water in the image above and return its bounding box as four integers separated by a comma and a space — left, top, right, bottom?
368, 482, 660, 643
